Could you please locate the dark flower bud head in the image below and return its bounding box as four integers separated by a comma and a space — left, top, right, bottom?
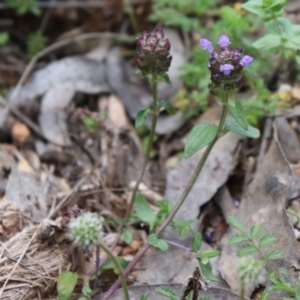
199, 34, 253, 100
135, 28, 172, 75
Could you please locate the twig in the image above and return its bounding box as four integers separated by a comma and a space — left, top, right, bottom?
0, 96, 47, 140
0, 232, 37, 298
10, 32, 134, 103
47, 164, 98, 219
0, 0, 147, 9
257, 117, 273, 167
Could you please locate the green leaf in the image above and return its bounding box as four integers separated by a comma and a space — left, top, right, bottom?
156, 200, 174, 216
201, 257, 209, 265
27, 30, 48, 58
265, 18, 294, 38
228, 234, 249, 245
237, 244, 258, 256
184, 123, 218, 158
259, 233, 277, 248
198, 260, 219, 282
252, 34, 282, 50
260, 290, 269, 300
200, 250, 220, 259
191, 229, 202, 253
279, 267, 288, 275
250, 224, 264, 239
172, 218, 194, 237
225, 117, 260, 138
83, 117, 98, 133
227, 216, 247, 233
140, 295, 149, 300
57, 271, 78, 300
267, 250, 283, 260
122, 228, 133, 245
296, 285, 300, 300
228, 101, 248, 130
99, 256, 128, 275
156, 73, 172, 86
0, 32, 9, 45
135, 108, 150, 128
287, 208, 300, 222
147, 234, 169, 252
135, 192, 156, 231
154, 286, 179, 300
160, 100, 176, 115
78, 297, 88, 300
266, 0, 287, 12
199, 297, 211, 300
242, 0, 265, 17
82, 286, 92, 296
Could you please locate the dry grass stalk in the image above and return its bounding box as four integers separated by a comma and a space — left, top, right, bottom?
0, 223, 71, 300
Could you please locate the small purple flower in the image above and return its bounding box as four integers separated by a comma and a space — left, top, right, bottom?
220, 64, 234, 75
199, 38, 213, 53
218, 35, 231, 48
240, 55, 253, 67
213, 74, 220, 80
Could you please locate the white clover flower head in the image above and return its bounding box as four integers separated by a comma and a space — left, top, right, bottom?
67, 212, 104, 249
236, 256, 267, 290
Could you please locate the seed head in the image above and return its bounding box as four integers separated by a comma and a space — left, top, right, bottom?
134, 28, 172, 75
236, 257, 266, 290
67, 212, 104, 250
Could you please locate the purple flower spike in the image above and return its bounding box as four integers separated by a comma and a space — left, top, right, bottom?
218, 35, 231, 48
199, 34, 253, 95
240, 55, 253, 67
199, 38, 213, 53
220, 64, 234, 75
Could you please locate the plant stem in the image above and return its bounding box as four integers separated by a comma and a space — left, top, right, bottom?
98, 74, 159, 269
101, 104, 229, 300
99, 243, 130, 300
93, 246, 100, 290
240, 283, 245, 300
123, 0, 139, 34
124, 73, 159, 223
156, 104, 228, 235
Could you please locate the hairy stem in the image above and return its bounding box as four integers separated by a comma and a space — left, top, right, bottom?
124, 73, 159, 223
98, 74, 159, 269
99, 243, 130, 300
101, 103, 229, 300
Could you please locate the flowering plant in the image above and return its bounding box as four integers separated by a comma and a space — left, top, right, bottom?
200, 34, 253, 102
67, 212, 104, 250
